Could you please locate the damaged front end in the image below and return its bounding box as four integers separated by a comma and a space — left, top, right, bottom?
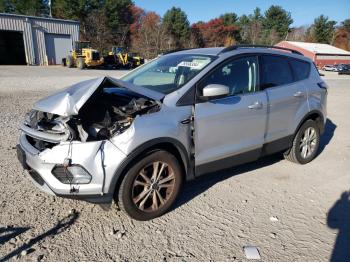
21, 92, 160, 146
22, 77, 161, 146
18, 76, 163, 201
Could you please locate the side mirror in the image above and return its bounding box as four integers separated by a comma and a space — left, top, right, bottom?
202, 84, 229, 99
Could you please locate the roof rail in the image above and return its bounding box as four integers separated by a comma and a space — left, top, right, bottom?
162, 48, 194, 55
219, 45, 304, 56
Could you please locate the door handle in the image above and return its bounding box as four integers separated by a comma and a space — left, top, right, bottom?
294, 91, 305, 97
248, 101, 263, 110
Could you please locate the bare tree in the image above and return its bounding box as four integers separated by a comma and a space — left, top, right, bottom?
131, 12, 171, 58
85, 9, 112, 53
286, 26, 308, 41
248, 20, 262, 44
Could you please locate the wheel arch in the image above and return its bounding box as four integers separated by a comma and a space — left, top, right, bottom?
294, 110, 325, 136
108, 137, 191, 199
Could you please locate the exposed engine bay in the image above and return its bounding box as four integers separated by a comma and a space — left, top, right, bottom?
22, 84, 160, 151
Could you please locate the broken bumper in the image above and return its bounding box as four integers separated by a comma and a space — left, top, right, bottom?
17, 132, 127, 203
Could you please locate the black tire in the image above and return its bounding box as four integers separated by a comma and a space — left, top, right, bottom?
118, 150, 183, 221
76, 57, 85, 69
61, 58, 66, 67
284, 119, 320, 164
66, 56, 74, 68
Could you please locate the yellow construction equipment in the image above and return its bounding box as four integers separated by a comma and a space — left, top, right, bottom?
64, 41, 103, 69
128, 51, 145, 68
104, 47, 144, 69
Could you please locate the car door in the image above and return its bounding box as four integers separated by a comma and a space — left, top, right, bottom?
260, 55, 309, 144
194, 55, 268, 175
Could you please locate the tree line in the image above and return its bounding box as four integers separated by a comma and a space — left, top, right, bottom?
1, 0, 350, 58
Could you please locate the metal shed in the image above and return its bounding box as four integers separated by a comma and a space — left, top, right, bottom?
0, 13, 79, 65
277, 41, 350, 68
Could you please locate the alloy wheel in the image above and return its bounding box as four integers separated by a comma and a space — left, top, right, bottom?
132, 161, 175, 212
299, 127, 318, 159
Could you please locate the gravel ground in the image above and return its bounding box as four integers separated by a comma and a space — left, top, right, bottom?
0, 66, 349, 262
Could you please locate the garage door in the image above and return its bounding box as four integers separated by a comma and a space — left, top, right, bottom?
45, 34, 72, 65
0, 30, 26, 65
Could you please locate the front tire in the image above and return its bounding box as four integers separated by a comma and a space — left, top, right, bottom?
284, 119, 320, 164
66, 56, 73, 68
118, 150, 183, 221
76, 57, 85, 69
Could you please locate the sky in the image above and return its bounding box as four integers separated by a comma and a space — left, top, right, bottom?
133, 0, 350, 27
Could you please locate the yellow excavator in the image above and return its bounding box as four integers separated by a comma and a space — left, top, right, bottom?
103, 47, 144, 69
64, 41, 103, 69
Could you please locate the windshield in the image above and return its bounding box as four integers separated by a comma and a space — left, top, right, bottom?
121, 54, 216, 94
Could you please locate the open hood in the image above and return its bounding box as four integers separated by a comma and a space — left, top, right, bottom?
33, 76, 164, 116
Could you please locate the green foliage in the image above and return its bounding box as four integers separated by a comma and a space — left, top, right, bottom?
218, 12, 241, 42
0, 0, 12, 12
220, 12, 238, 26
163, 7, 190, 48
52, 0, 100, 20
103, 0, 133, 46
341, 19, 350, 32
251, 7, 263, 21
238, 14, 250, 26
238, 8, 264, 44
52, 0, 132, 47
262, 5, 293, 41
312, 15, 336, 44
104, 0, 133, 29
0, 0, 48, 16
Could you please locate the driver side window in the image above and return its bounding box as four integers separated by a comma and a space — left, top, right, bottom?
199, 56, 259, 97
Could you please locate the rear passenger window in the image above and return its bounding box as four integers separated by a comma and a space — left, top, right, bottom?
261, 56, 293, 89
289, 59, 310, 81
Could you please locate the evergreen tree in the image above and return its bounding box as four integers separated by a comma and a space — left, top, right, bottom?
312, 15, 336, 44
220, 12, 238, 26
163, 7, 190, 48
103, 0, 133, 46
52, 0, 99, 21
0, 0, 13, 13
52, 0, 133, 47
220, 12, 241, 42
262, 5, 293, 43
0, 0, 48, 16
341, 19, 350, 33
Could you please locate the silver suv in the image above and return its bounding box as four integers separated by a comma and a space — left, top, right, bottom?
17, 46, 328, 220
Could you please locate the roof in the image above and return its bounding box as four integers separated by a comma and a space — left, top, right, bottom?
281, 41, 350, 55
0, 12, 79, 24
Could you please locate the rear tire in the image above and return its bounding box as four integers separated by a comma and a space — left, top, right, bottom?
76, 57, 85, 69
118, 150, 183, 221
284, 119, 320, 164
66, 56, 73, 68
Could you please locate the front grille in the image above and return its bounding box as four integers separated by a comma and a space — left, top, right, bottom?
92, 52, 100, 61
26, 135, 57, 151
28, 170, 45, 186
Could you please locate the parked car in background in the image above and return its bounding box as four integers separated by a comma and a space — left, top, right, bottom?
322, 65, 338, 71
17, 45, 328, 220
337, 64, 350, 75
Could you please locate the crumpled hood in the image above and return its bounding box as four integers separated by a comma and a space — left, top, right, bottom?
33, 76, 164, 116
